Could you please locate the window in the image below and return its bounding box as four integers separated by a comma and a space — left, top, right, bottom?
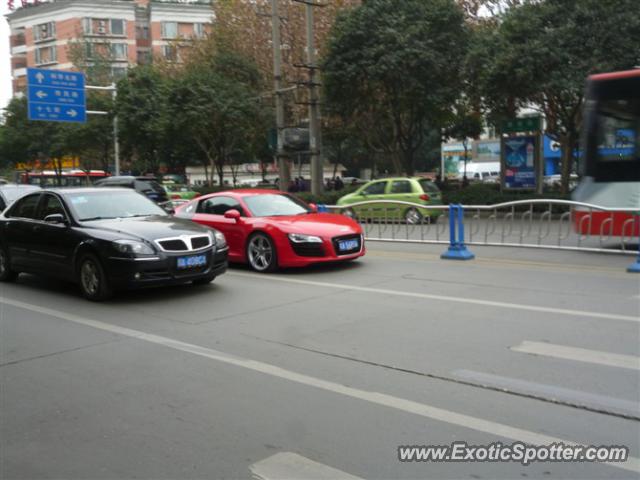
35, 46, 57, 65
33, 22, 55, 42
8, 194, 41, 219
82, 18, 92, 34
162, 45, 178, 62
111, 67, 127, 80
418, 179, 440, 193
390, 180, 412, 194
193, 23, 205, 38
362, 181, 387, 195
110, 43, 128, 60
137, 49, 151, 64
85, 42, 94, 58
136, 25, 149, 40
161, 22, 178, 39
39, 195, 67, 221
197, 196, 244, 216
111, 19, 125, 36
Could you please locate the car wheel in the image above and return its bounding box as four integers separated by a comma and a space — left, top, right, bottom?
77, 253, 113, 301
192, 274, 215, 286
246, 233, 278, 272
0, 246, 18, 282
404, 207, 423, 225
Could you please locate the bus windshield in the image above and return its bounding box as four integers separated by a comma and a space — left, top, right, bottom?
584, 74, 640, 182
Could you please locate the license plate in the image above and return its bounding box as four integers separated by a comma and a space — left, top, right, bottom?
177, 254, 207, 269
338, 239, 359, 252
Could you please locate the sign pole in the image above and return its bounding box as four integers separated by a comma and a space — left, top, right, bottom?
112, 84, 120, 176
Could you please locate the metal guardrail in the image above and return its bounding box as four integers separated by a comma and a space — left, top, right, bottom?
321, 200, 640, 258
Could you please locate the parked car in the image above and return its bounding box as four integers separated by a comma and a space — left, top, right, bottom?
175, 189, 365, 272
336, 177, 442, 224
95, 176, 169, 204
0, 188, 228, 300
0, 184, 41, 211
163, 183, 201, 200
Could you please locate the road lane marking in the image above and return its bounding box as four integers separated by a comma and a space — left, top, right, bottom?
511, 341, 640, 371
228, 272, 639, 324
452, 370, 640, 419
2, 297, 638, 474
250, 452, 362, 480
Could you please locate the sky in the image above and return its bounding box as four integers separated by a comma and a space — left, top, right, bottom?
1, 1, 11, 112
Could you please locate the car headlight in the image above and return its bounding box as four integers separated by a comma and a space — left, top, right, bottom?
288, 233, 323, 243
213, 230, 227, 248
113, 239, 155, 256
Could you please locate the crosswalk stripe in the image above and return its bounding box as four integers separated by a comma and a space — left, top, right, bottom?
250, 452, 362, 480
2, 297, 639, 475
511, 341, 640, 371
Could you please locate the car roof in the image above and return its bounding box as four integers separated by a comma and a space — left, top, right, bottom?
0, 184, 41, 190
42, 187, 135, 196
207, 189, 284, 196
100, 176, 158, 181
365, 177, 433, 182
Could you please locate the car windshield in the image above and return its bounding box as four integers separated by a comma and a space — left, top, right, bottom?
243, 194, 310, 217
66, 190, 167, 221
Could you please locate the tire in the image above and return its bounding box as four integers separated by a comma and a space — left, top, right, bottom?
246, 233, 278, 272
192, 274, 216, 286
0, 246, 18, 282
77, 253, 113, 301
404, 207, 423, 225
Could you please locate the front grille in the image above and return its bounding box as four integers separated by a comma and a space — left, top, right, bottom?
332, 234, 361, 256
191, 236, 211, 249
290, 241, 325, 257
158, 239, 188, 251
156, 235, 212, 252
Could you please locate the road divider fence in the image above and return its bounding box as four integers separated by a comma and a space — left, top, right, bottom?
318, 200, 640, 272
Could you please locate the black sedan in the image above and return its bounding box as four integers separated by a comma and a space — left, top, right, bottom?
0, 188, 228, 300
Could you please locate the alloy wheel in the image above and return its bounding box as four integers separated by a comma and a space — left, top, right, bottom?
247, 235, 274, 272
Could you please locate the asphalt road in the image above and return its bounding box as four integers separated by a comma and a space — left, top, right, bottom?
1, 242, 639, 479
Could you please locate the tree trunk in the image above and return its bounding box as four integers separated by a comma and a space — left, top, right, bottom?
559, 132, 575, 195
402, 148, 415, 176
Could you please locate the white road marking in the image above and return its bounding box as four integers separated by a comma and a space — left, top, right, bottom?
250, 452, 362, 480
228, 272, 639, 324
2, 297, 638, 474
511, 341, 640, 371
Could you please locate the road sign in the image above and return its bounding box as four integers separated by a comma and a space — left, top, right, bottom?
27, 68, 86, 123
501, 116, 541, 134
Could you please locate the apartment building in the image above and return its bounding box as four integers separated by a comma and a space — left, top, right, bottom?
6, 0, 213, 94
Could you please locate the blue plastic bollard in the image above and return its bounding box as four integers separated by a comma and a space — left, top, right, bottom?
317, 204, 329, 213
441, 204, 475, 260
628, 217, 640, 273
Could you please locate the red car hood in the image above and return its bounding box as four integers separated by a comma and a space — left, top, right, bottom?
262, 213, 361, 237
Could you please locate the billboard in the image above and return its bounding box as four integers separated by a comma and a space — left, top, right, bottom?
502, 135, 539, 190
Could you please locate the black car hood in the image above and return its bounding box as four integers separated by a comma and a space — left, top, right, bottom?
83, 215, 210, 241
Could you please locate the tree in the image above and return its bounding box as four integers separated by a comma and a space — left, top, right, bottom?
473, 0, 640, 192
323, 0, 469, 175
169, 51, 270, 187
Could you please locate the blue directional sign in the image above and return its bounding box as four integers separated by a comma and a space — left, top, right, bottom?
27, 68, 86, 123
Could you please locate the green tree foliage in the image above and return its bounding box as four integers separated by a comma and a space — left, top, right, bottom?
472, 0, 640, 192
323, 0, 468, 175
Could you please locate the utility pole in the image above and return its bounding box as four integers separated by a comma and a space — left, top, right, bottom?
294, 0, 324, 195
86, 83, 119, 175
271, 0, 291, 192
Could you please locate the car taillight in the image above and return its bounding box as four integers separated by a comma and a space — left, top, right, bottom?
193, 192, 201, 198
171, 194, 181, 200
419, 194, 430, 201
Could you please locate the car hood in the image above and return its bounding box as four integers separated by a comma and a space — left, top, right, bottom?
262, 213, 362, 236
83, 215, 211, 241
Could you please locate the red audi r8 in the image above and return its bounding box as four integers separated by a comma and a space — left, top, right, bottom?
174, 190, 365, 272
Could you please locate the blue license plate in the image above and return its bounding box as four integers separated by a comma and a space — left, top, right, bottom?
177, 254, 207, 269
338, 239, 359, 252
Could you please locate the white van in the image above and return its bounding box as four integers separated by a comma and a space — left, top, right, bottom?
458, 162, 501, 182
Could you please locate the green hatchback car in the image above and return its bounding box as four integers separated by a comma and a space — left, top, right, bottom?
163, 183, 201, 200
336, 177, 442, 223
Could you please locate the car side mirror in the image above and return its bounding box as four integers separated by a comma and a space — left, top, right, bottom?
308, 203, 318, 213
44, 213, 67, 225
224, 209, 241, 221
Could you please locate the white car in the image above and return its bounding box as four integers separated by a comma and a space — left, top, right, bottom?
0, 184, 41, 211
